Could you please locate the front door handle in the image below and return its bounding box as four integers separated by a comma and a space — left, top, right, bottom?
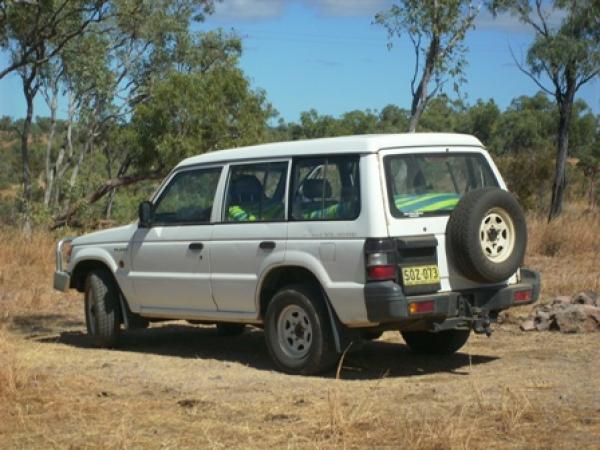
189, 242, 204, 251
259, 241, 276, 250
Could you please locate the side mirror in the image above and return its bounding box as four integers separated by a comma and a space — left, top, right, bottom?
138, 201, 154, 228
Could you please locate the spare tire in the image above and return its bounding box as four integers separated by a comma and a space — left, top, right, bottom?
446, 187, 527, 283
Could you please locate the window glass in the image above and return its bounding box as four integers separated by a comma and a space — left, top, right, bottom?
385, 153, 498, 217
225, 162, 288, 222
291, 156, 360, 221
153, 168, 221, 225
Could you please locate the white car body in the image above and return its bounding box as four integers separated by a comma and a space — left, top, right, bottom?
54, 133, 539, 337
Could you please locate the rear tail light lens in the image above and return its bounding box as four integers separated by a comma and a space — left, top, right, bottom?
513, 290, 532, 303
365, 238, 397, 282
367, 252, 389, 266
409, 300, 435, 314
367, 265, 396, 281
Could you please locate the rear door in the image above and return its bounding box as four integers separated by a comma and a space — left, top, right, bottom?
380, 147, 505, 292
210, 160, 289, 313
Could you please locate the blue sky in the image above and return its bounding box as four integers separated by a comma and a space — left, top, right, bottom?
0, 0, 598, 122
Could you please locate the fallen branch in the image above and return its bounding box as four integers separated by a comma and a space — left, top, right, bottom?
52, 169, 165, 229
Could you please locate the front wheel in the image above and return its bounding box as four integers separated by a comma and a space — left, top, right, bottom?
264, 285, 337, 375
84, 269, 121, 348
401, 329, 470, 354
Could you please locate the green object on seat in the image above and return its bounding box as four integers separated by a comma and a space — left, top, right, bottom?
394, 193, 460, 213
228, 202, 284, 222
303, 203, 343, 220
228, 205, 257, 222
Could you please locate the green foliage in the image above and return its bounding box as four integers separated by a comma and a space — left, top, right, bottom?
375, 0, 478, 130
132, 67, 274, 173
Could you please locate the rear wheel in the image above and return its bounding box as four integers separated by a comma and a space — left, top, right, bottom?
265, 285, 337, 375
401, 329, 470, 354
84, 269, 121, 348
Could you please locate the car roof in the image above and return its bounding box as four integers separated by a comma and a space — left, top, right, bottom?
177, 133, 484, 168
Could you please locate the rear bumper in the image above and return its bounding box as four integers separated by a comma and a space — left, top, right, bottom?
364, 268, 541, 324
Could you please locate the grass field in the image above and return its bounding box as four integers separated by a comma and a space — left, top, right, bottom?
1, 206, 599, 449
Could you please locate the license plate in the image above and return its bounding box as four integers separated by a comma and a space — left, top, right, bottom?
402, 265, 440, 286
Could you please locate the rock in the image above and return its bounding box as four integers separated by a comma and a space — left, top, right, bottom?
552, 296, 572, 306
581, 305, 600, 324
520, 319, 536, 331
572, 291, 599, 306
534, 310, 553, 331
554, 304, 600, 333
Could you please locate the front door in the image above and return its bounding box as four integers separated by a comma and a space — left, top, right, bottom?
129, 166, 222, 314
210, 161, 289, 313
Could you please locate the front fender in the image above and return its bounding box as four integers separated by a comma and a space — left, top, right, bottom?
69, 246, 119, 274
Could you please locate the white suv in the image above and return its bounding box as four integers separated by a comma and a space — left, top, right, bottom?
54, 133, 540, 374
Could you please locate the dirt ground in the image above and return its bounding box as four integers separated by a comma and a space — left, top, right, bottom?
1, 296, 599, 449
1, 210, 599, 449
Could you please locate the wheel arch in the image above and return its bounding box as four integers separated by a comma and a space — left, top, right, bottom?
70, 259, 117, 293
257, 264, 344, 352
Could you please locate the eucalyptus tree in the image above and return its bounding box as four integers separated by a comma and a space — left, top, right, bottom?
375, 0, 480, 132
490, 0, 600, 220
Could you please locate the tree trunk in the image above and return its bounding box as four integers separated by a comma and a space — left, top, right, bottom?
43, 88, 59, 206
19, 69, 39, 234
408, 33, 439, 133
548, 83, 576, 222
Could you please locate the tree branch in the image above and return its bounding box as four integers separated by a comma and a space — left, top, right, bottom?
509, 46, 554, 96
52, 169, 165, 229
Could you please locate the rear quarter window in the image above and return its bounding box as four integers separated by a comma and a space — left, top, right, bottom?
384, 153, 498, 218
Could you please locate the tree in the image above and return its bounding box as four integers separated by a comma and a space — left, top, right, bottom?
574, 114, 600, 209
0, 0, 110, 80
375, 0, 479, 132
53, 65, 274, 227
490, 0, 600, 220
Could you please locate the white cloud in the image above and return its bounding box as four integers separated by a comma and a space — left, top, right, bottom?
308, 0, 392, 17
214, 0, 285, 20
213, 0, 392, 21
476, 7, 567, 34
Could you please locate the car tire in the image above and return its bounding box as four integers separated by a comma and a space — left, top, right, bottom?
401, 329, 470, 354
447, 187, 527, 283
216, 323, 246, 336
265, 284, 338, 375
84, 269, 121, 348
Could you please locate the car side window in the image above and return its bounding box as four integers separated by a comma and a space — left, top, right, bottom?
224, 162, 288, 222
153, 167, 222, 225
291, 156, 360, 221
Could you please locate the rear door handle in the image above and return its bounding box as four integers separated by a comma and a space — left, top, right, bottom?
189, 242, 204, 251
259, 241, 276, 250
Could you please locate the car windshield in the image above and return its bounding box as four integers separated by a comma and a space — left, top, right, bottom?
384, 153, 498, 217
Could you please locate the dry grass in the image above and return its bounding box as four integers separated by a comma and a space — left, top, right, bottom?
0, 206, 599, 449
526, 204, 600, 298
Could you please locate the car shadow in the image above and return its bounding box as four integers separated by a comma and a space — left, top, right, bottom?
10, 314, 84, 334
36, 324, 498, 380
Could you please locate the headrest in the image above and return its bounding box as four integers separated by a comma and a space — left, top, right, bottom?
230, 174, 263, 204
303, 179, 332, 200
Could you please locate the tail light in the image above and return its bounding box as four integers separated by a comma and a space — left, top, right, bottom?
409, 300, 435, 314
365, 238, 397, 282
513, 290, 532, 303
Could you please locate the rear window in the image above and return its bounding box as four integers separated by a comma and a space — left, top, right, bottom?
384, 153, 498, 217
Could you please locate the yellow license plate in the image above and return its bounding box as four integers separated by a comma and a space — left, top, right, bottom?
402, 265, 440, 286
